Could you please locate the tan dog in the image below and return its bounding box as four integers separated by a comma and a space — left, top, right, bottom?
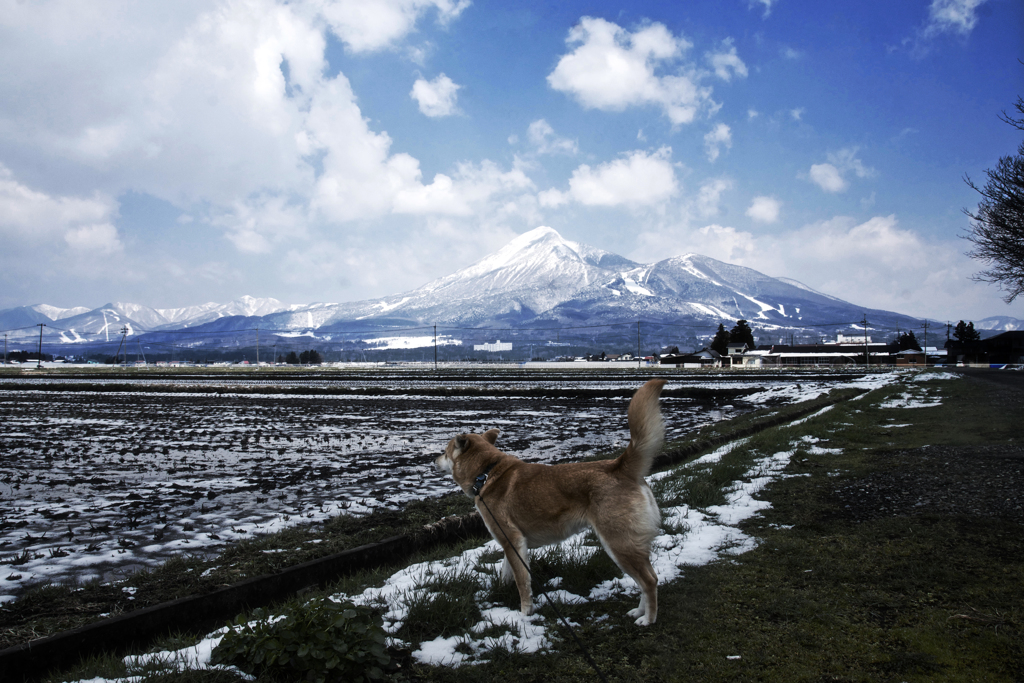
435, 379, 666, 626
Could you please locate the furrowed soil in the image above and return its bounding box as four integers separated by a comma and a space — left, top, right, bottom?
0, 368, 865, 651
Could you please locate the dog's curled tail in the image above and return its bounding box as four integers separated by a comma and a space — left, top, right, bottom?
614, 379, 666, 482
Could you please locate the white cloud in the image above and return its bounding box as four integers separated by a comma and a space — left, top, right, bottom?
551, 147, 678, 208
0, 163, 118, 243
790, 107, 805, 121
410, 73, 462, 117
756, 215, 981, 318
749, 0, 778, 18
704, 123, 732, 162
707, 39, 748, 82
537, 188, 570, 208
527, 119, 578, 155
393, 159, 534, 216
697, 224, 756, 262
318, 0, 471, 53
64, 223, 123, 254
806, 148, 874, 193
746, 195, 781, 223
923, 0, 988, 37
808, 163, 847, 193
216, 194, 308, 254
546, 17, 717, 125
829, 148, 874, 179
0, 0, 490, 230
694, 177, 733, 217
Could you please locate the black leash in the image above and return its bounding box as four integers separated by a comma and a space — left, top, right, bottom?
474, 473, 611, 683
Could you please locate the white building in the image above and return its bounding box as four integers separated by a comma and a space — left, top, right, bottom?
474, 340, 513, 352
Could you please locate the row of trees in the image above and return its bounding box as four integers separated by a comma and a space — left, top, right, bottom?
276, 350, 323, 365
2, 350, 53, 363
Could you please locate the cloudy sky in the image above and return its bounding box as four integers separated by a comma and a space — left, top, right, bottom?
1, 0, 1021, 322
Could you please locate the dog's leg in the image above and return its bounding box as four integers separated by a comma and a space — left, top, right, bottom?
621, 557, 658, 626
593, 531, 659, 626
499, 534, 533, 616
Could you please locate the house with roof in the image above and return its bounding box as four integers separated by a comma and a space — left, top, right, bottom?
743, 342, 892, 367
659, 348, 723, 368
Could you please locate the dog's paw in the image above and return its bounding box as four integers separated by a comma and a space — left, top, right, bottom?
520, 603, 535, 617
627, 606, 644, 619
633, 614, 654, 626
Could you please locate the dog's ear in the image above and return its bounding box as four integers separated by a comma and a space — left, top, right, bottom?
483, 428, 500, 445
455, 435, 469, 452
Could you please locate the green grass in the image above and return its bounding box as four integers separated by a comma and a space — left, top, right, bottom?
401, 371, 1023, 682
396, 565, 485, 644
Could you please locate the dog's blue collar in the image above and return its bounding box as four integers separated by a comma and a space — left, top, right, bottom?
472, 463, 496, 497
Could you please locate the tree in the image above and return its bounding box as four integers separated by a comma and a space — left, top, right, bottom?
963, 94, 1024, 303
299, 349, 323, 365
710, 324, 730, 355
729, 319, 755, 349
953, 320, 981, 343
285, 351, 299, 365
897, 331, 922, 351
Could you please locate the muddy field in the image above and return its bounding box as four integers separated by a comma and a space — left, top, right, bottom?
0, 368, 882, 599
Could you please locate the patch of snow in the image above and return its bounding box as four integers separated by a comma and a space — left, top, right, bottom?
363, 335, 462, 350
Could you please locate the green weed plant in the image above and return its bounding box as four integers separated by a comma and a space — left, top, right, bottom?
211, 596, 390, 682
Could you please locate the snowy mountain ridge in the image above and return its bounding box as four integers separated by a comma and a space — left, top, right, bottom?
3, 227, 1021, 341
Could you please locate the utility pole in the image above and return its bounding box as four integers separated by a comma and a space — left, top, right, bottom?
3, 333, 7, 366
636, 321, 641, 368
922, 321, 930, 366
136, 339, 147, 365
115, 326, 129, 366
255, 327, 260, 369
36, 323, 46, 369
862, 315, 869, 367
433, 324, 437, 371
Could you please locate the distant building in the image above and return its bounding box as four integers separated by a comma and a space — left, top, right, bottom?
659, 348, 723, 368
474, 340, 512, 352
837, 332, 871, 344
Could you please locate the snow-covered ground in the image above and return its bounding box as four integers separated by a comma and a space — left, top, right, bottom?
72, 370, 927, 680
0, 371, 898, 601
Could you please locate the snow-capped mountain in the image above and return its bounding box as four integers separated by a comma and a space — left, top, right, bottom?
0, 297, 294, 342
976, 316, 1022, 332
286, 226, 910, 330
4, 227, 1021, 345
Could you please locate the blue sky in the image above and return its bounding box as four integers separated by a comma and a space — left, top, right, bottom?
0, 0, 1021, 322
